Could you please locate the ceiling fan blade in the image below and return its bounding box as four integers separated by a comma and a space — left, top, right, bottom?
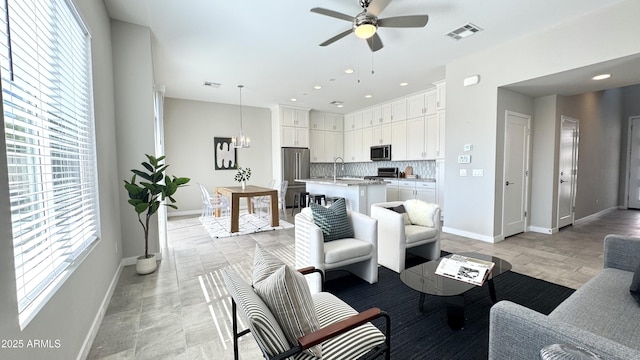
367, 0, 392, 17
320, 28, 353, 47
310, 7, 354, 22
378, 15, 429, 28
367, 33, 383, 52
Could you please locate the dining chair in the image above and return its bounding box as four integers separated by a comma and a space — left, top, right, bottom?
199, 183, 230, 218
251, 179, 276, 218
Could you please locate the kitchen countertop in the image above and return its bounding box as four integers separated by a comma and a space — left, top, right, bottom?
296, 178, 388, 186
387, 178, 436, 182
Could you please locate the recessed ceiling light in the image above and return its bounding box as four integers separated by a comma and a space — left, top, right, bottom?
400, 82, 408, 87
290, 98, 297, 102
592, 74, 611, 80
365, 94, 372, 98
313, 85, 322, 90
337, 104, 344, 108
344, 68, 354, 74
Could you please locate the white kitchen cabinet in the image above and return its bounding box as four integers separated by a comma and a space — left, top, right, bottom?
391, 99, 407, 122
391, 121, 407, 161
437, 110, 445, 158
434, 80, 446, 110
309, 113, 325, 130
362, 108, 375, 128
407, 90, 437, 118
344, 129, 363, 162
372, 123, 392, 145
282, 107, 309, 127
325, 114, 343, 131
386, 180, 399, 201
362, 126, 373, 158
309, 130, 324, 162
406, 114, 438, 160
344, 113, 354, 131
281, 126, 308, 147
396, 180, 436, 203
326, 131, 344, 162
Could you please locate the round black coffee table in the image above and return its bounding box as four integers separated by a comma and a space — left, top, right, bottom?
399, 252, 512, 330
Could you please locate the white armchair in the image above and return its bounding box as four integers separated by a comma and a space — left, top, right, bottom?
294, 207, 378, 284
370, 200, 441, 273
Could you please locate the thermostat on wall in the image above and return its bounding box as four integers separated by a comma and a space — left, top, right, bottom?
457, 154, 471, 164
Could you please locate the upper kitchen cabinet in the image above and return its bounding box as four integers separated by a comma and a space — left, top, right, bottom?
310, 111, 344, 132
407, 90, 437, 118
391, 99, 407, 122
272, 105, 310, 148
309, 112, 325, 130
344, 111, 363, 130
309, 111, 344, 162
434, 80, 446, 110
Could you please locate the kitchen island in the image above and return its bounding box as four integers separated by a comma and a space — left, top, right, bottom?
295, 178, 387, 215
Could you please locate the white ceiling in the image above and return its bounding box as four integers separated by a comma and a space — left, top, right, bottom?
103, 0, 634, 114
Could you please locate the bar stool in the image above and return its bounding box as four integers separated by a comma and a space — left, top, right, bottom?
308, 194, 326, 206
292, 191, 310, 215
325, 196, 343, 205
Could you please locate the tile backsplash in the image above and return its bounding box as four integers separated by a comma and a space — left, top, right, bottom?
311, 160, 436, 179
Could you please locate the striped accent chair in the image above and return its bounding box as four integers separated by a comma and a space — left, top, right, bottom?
294, 207, 378, 285
222, 267, 391, 360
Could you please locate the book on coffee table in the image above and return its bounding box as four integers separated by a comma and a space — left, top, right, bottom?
435, 254, 495, 286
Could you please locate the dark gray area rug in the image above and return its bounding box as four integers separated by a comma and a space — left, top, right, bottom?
324, 260, 575, 360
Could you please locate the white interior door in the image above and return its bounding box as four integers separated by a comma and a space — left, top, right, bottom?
503, 111, 530, 238
557, 116, 579, 229
628, 116, 640, 208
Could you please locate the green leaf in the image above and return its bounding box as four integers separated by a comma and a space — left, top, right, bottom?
131, 169, 153, 181
166, 204, 178, 210
124, 183, 143, 195
174, 177, 190, 186
134, 203, 149, 213
142, 162, 154, 172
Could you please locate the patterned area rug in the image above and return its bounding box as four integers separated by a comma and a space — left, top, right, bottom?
200, 212, 294, 238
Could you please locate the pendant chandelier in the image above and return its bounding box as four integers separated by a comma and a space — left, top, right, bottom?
232, 84, 250, 148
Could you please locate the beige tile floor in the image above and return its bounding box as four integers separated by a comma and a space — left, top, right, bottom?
87, 209, 640, 359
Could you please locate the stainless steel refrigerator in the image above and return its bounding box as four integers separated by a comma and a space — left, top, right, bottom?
281, 147, 310, 208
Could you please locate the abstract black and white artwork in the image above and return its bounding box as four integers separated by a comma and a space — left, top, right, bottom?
214, 137, 237, 170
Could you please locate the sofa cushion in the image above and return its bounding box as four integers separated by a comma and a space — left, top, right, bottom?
630, 262, 640, 305
403, 199, 437, 227
254, 264, 322, 358
324, 238, 372, 265
310, 198, 354, 241
405, 225, 438, 244
550, 268, 640, 349
540, 343, 602, 360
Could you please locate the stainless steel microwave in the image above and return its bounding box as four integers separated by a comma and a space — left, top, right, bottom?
370, 145, 391, 161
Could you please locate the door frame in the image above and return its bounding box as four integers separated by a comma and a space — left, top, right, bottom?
625, 115, 640, 209
501, 110, 531, 239
556, 116, 579, 229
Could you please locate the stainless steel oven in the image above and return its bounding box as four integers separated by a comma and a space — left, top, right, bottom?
370, 144, 391, 161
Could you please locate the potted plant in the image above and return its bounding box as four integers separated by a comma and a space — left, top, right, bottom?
124, 154, 190, 274
234, 166, 251, 190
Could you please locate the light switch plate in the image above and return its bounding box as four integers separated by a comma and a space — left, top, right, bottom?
457, 154, 471, 164
464, 144, 473, 152
459, 169, 467, 176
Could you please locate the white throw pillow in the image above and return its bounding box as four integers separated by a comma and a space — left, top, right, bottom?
403, 199, 437, 227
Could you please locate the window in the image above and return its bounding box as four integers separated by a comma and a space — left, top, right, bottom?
0, 0, 99, 327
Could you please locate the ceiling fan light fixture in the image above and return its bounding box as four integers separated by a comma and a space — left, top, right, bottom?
355, 23, 377, 39
592, 74, 611, 81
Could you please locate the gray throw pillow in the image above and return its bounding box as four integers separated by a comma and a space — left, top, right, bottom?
540, 343, 601, 360
309, 198, 354, 241
630, 262, 640, 305
387, 205, 411, 225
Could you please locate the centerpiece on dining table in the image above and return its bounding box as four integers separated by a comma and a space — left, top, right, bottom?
234, 166, 251, 190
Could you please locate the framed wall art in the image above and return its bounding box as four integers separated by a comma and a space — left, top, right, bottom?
214, 137, 237, 170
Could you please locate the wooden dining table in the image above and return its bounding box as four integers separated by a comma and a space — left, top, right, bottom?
214, 185, 279, 233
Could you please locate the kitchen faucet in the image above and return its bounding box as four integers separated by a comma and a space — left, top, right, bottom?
333, 157, 344, 182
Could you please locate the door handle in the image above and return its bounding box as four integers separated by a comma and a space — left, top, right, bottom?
560, 179, 566, 183
505, 181, 514, 186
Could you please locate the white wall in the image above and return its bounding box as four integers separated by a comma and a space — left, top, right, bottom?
0, 0, 123, 359
444, 0, 640, 240
163, 98, 273, 214
620, 84, 640, 206
111, 20, 158, 259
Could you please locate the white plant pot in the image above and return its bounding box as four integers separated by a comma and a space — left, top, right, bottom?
136, 254, 157, 275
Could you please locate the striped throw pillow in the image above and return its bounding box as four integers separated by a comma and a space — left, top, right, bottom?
309, 198, 354, 241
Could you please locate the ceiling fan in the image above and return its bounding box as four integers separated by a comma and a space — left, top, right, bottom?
311, 0, 429, 52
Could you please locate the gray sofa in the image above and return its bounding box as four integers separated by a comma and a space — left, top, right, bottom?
489, 234, 640, 360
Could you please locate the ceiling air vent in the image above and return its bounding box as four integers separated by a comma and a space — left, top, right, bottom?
446, 23, 483, 40
203, 81, 221, 88
329, 101, 343, 105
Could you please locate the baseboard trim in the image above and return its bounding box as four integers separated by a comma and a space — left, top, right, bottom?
574, 206, 617, 225
442, 227, 496, 243
528, 226, 556, 234
76, 258, 125, 360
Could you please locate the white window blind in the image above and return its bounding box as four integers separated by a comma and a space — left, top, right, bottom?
0, 0, 99, 322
